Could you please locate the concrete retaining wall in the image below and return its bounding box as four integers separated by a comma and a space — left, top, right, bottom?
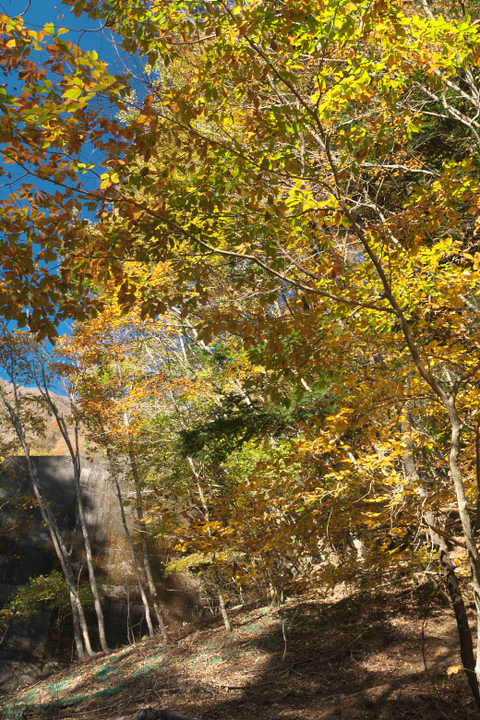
0, 457, 201, 692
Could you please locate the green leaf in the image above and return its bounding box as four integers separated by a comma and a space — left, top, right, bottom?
62, 87, 82, 100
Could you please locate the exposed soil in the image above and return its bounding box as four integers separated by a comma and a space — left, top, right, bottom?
1, 582, 479, 720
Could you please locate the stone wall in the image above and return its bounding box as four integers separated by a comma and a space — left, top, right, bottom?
0, 457, 201, 692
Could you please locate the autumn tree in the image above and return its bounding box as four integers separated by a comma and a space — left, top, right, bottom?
28, 342, 111, 653
4, 0, 480, 704
76, 0, 480, 701
0, 330, 95, 659
57, 304, 172, 641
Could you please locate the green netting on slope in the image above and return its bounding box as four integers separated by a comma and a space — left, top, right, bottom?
1, 641, 232, 718
2, 686, 129, 719
2, 609, 288, 719
2, 647, 168, 718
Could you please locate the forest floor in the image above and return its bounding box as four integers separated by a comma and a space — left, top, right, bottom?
1, 581, 479, 720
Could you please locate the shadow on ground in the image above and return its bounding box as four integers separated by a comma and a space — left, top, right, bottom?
1, 584, 478, 720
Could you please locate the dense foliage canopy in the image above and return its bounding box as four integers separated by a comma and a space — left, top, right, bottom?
4, 0, 480, 704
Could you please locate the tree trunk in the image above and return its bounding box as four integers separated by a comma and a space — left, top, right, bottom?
24, 453, 94, 657
75, 460, 110, 653
110, 460, 155, 638
427, 516, 480, 708
129, 451, 168, 643
69, 588, 85, 661
217, 590, 232, 633
444, 399, 480, 699
401, 402, 480, 707
115, 355, 168, 643
0, 386, 95, 659
33, 369, 110, 654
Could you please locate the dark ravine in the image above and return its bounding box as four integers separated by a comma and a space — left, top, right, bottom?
0, 457, 202, 693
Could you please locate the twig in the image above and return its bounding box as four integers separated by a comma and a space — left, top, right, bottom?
159, 711, 203, 720
291, 632, 365, 668
217, 633, 365, 690
219, 672, 290, 689
153, 689, 180, 698
131, 709, 203, 720
281, 618, 288, 662
35, 702, 126, 720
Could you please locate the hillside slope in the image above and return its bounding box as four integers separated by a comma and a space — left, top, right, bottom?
0, 383, 88, 456
1, 585, 477, 720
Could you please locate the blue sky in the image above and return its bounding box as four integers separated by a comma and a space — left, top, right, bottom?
0, 1, 128, 341
0, 0, 141, 73
1, 0, 109, 52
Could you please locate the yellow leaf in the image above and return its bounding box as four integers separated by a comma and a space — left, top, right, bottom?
447, 665, 460, 676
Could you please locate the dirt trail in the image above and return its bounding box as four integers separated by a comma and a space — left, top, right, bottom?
1, 584, 478, 720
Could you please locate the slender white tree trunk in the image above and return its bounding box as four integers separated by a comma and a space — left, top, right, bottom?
217, 589, 232, 633
75, 461, 110, 653
54, 412, 110, 654
129, 451, 168, 643
109, 458, 155, 638
402, 403, 480, 706
445, 399, 480, 699
0, 385, 94, 659
23, 453, 94, 657
28, 351, 110, 653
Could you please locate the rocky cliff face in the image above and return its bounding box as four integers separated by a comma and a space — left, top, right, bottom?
0, 457, 201, 692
